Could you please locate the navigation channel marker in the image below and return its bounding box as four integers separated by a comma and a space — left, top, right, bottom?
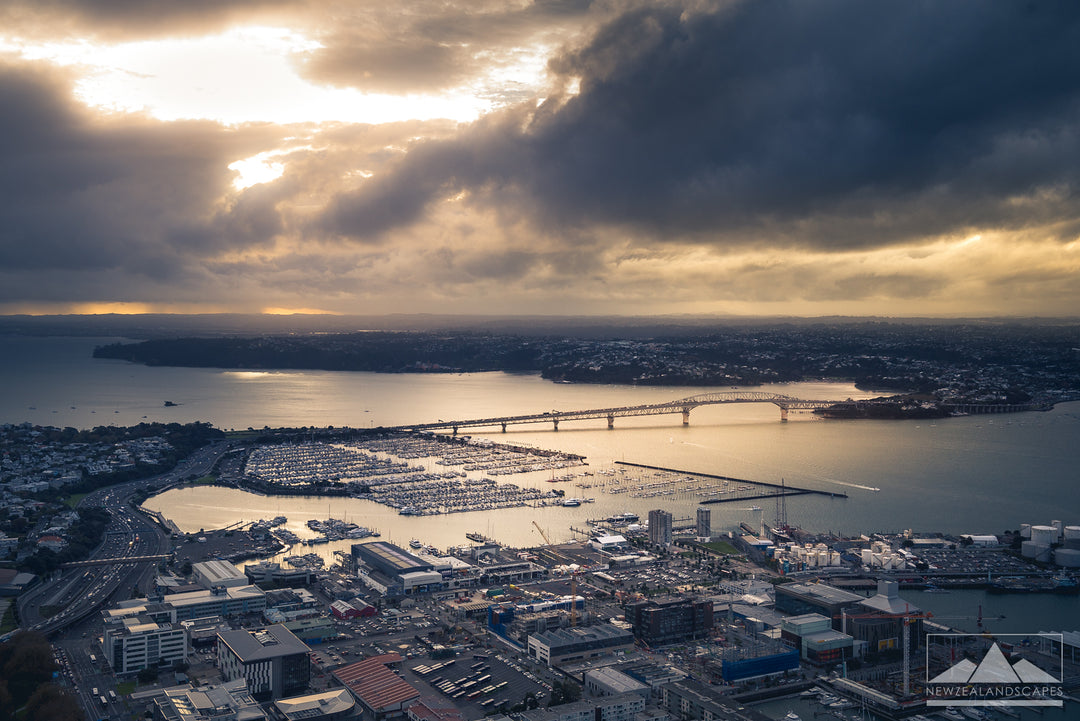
926, 633, 1064, 708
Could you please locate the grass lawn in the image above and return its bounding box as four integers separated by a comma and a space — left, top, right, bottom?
224, 430, 261, 440
116, 681, 137, 696
64, 492, 89, 509
702, 540, 741, 555
193, 475, 216, 485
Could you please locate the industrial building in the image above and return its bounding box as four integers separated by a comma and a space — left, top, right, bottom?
583, 667, 650, 700
191, 559, 248, 589
527, 623, 636, 666
217, 624, 311, 700
333, 654, 420, 721
331, 599, 377, 619
352, 542, 443, 595
405, 700, 465, 721
773, 581, 864, 629
154, 679, 264, 721
628, 597, 713, 647
103, 613, 188, 675
589, 534, 629, 553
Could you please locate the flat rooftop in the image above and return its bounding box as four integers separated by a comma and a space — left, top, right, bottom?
217, 624, 309, 662
776, 582, 864, 605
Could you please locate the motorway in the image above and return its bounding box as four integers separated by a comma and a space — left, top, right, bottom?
16, 442, 230, 721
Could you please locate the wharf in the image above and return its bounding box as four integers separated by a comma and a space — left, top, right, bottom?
614, 461, 848, 501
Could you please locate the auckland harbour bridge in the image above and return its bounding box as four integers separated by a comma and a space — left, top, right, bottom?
388, 391, 852, 434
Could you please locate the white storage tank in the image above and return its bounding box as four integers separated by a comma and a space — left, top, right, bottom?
830, 551, 842, 566
861, 549, 873, 565
1063, 526, 1080, 543
1021, 541, 1051, 562
1052, 520, 1063, 540
1054, 548, 1080, 568
1030, 525, 1056, 547
818, 551, 830, 566
1020, 524, 1032, 539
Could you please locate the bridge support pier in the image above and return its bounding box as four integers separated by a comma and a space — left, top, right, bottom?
452, 426, 459, 435
779, 407, 788, 422
501, 423, 507, 432
552, 419, 559, 431
682, 408, 690, 425
607, 414, 614, 430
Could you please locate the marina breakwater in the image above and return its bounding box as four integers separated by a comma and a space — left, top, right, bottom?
612, 461, 849, 503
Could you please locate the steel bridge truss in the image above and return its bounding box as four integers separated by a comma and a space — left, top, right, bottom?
389, 391, 843, 434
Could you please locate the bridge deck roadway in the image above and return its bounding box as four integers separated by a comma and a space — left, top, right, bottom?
385, 391, 843, 433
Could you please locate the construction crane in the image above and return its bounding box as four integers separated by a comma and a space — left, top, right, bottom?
837, 609, 933, 697
532, 520, 553, 546
570, 572, 579, 627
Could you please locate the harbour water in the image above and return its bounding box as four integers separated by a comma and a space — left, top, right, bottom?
5, 336, 1079, 540
4, 334, 1079, 654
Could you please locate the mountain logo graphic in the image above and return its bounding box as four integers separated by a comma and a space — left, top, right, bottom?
930, 643, 1060, 684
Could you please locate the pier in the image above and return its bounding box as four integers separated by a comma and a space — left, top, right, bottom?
613, 462, 848, 502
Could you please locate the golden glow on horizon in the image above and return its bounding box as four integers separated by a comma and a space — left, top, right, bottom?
68, 302, 155, 314
261, 307, 342, 315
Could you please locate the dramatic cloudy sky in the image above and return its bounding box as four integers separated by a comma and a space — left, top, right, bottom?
2, 0, 1079, 317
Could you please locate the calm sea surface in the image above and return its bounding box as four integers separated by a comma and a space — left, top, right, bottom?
4, 335, 1080, 630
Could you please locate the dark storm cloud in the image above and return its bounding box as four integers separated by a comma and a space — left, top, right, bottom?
0, 59, 286, 300
321, 0, 1080, 250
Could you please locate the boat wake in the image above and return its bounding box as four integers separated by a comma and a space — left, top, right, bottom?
818, 478, 881, 492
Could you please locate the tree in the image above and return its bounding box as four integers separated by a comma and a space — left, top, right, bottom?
0, 631, 57, 720
24, 684, 82, 721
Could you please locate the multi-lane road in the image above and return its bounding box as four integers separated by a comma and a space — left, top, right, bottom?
18, 442, 229, 636
16, 442, 230, 721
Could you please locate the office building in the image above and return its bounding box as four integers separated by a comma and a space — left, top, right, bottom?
154, 679, 265, 721
217, 625, 311, 700
103, 613, 188, 675
628, 598, 713, 647
528, 624, 636, 666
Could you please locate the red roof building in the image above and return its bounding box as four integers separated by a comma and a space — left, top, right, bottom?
334, 654, 420, 720
406, 700, 466, 721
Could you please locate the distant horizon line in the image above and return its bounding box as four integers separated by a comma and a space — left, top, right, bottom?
2, 311, 1079, 321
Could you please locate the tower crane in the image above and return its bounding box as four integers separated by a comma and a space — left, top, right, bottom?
532, 520, 553, 546
836, 609, 933, 697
